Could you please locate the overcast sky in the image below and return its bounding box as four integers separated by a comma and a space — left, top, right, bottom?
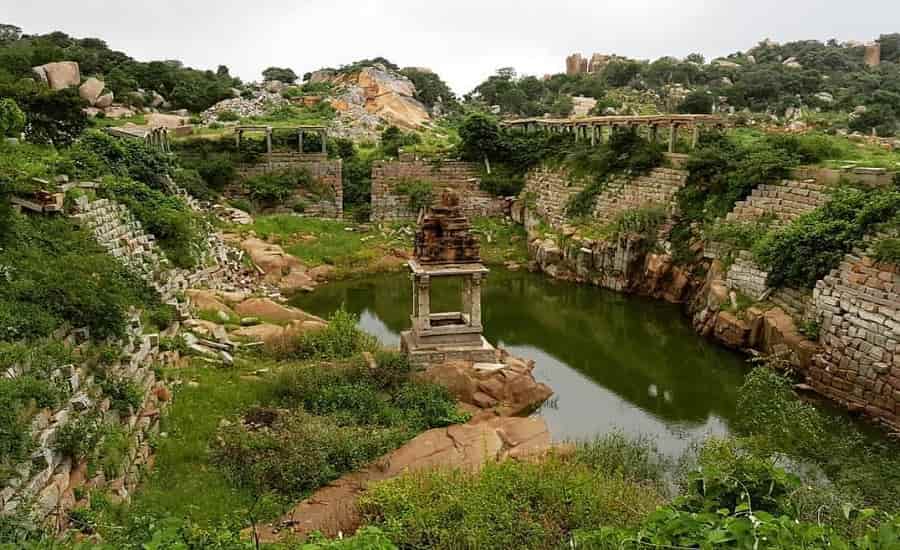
4, 0, 899, 94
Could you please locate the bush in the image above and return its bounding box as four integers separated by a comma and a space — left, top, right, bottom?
213, 409, 407, 498
380, 126, 420, 157
97, 375, 144, 414
874, 237, 900, 264
394, 179, 433, 214
216, 110, 239, 122
70, 129, 171, 186
359, 456, 663, 550
0, 98, 25, 137
0, 82, 87, 146
100, 176, 206, 268
753, 186, 900, 288
0, 213, 154, 340
173, 168, 214, 200
244, 168, 320, 205
601, 205, 667, 241
196, 157, 236, 190
53, 413, 102, 460
275, 309, 378, 361
565, 128, 664, 218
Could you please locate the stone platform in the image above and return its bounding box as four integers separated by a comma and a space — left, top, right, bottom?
401, 331, 497, 366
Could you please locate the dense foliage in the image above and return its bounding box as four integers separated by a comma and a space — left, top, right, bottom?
465, 35, 900, 135
0, 80, 87, 146
0, 97, 24, 137
564, 128, 664, 218
399, 67, 457, 111
0, 25, 239, 112
751, 186, 900, 288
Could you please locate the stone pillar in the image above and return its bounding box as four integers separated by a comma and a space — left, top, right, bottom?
470, 274, 483, 327
463, 276, 473, 320
416, 274, 431, 329
298, 131, 304, 153
691, 125, 700, 149
590, 125, 596, 146
320, 130, 327, 154
649, 124, 658, 144
265, 128, 272, 155
668, 124, 678, 153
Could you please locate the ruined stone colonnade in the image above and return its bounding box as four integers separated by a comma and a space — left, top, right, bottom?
502, 114, 725, 152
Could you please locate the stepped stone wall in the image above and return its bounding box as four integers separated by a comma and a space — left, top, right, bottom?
73, 195, 247, 301
370, 160, 506, 221
726, 179, 830, 227
522, 166, 687, 230
1, 315, 170, 528
234, 154, 343, 218
811, 250, 900, 430
0, 184, 256, 532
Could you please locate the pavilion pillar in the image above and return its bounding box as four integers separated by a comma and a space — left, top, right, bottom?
590, 125, 596, 146
668, 124, 677, 153
235, 130, 242, 151
650, 124, 658, 144
321, 130, 327, 154
298, 131, 304, 153
470, 274, 483, 328
691, 125, 700, 149
415, 274, 431, 329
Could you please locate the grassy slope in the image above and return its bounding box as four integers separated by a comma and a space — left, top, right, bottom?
240, 215, 529, 276
127, 360, 279, 526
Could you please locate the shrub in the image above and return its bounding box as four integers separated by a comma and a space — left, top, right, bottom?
213, 409, 407, 498
573, 432, 667, 487
0, 213, 154, 339
70, 130, 172, 186
380, 126, 420, 157
145, 303, 177, 331
244, 168, 318, 205
359, 456, 663, 550
394, 179, 433, 214
196, 157, 236, 190
0, 82, 87, 146
601, 205, 667, 241
100, 176, 206, 268
565, 129, 664, 218
173, 168, 214, 200
216, 110, 240, 122
753, 186, 900, 288
53, 413, 102, 460
874, 237, 900, 264
98, 375, 144, 414
0, 98, 25, 137
278, 309, 378, 361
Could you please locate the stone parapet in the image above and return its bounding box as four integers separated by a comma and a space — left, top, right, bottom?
726, 179, 830, 227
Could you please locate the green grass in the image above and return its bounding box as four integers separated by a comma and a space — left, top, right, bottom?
471, 217, 529, 264
730, 128, 900, 170
244, 215, 412, 276
125, 359, 280, 526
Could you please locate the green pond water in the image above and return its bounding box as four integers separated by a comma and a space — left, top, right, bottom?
292, 269, 749, 457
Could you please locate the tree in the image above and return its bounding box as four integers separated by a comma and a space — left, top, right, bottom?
400, 67, 457, 111
0, 24, 21, 43
678, 90, 714, 114
458, 113, 502, 172
603, 59, 644, 87
262, 67, 297, 83
1, 83, 87, 146
0, 98, 25, 137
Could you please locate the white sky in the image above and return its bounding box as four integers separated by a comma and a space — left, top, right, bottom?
3, 0, 898, 94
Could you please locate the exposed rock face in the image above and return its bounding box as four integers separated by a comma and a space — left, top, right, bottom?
32, 61, 81, 90
79, 77, 105, 105
238, 237, 316, 295
419, 357, 553, 418
234, 298, 318, 324
327, 65, 430, 136
94, 92, 114, 109
259, 416, 550, 541
571, 96, 598, 117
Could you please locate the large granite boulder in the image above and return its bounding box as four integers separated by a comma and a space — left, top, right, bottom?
95, 92, 114, 109
420, 356, 553, 417
79, 77, 105, 105
32, 61, 81, 90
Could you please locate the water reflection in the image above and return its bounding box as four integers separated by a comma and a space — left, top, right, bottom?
292, 270, 748, 456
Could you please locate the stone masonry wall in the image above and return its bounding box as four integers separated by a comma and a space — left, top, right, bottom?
522, 166, 687, 230
235, 154, 343, 218
371, 160, 506, 221
810, 249, 900, 430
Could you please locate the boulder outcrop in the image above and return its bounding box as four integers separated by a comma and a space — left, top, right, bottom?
259, 416, 550, 540
32, 61, 81, 90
